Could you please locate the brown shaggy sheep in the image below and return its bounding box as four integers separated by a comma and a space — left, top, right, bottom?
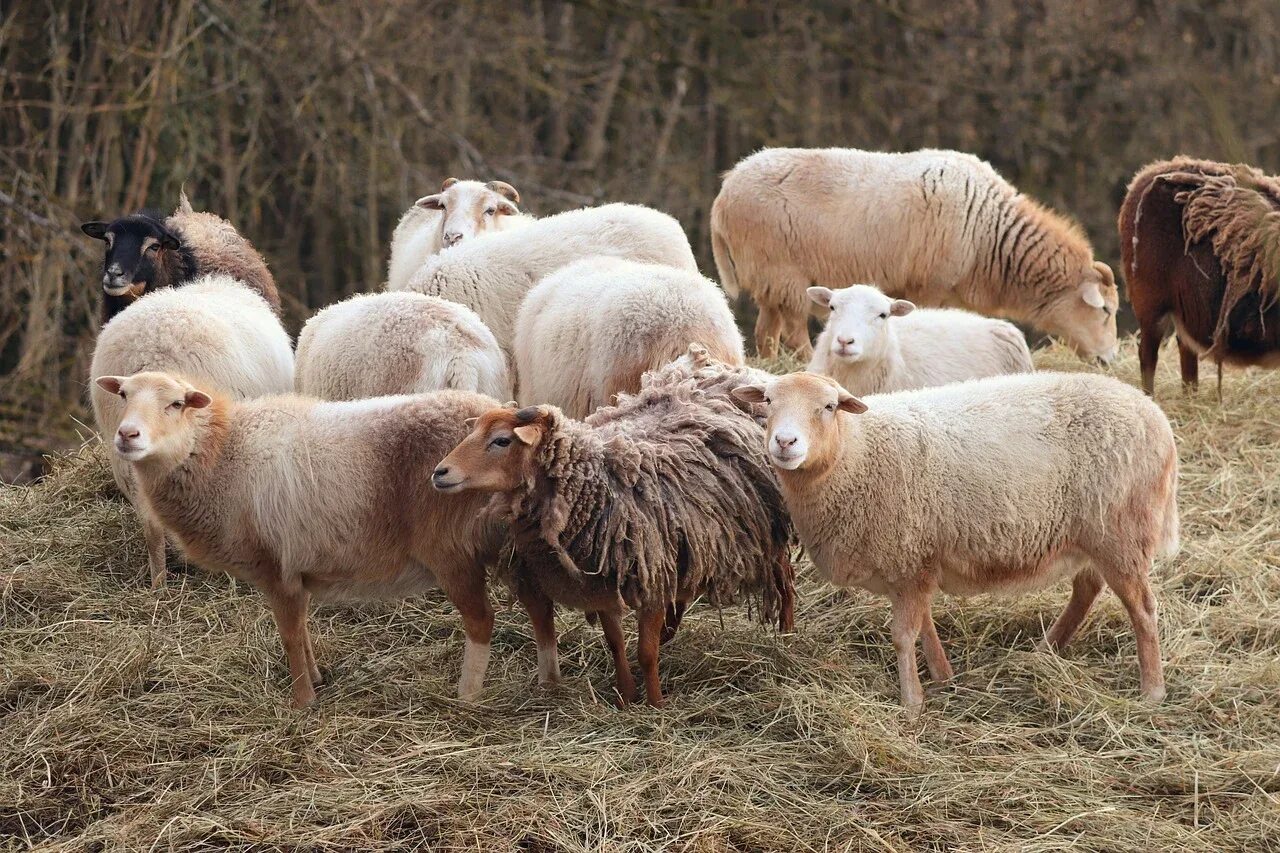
1120, 157, 1280, 395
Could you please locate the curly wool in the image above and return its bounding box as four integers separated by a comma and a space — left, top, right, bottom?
502, 370, 794, 626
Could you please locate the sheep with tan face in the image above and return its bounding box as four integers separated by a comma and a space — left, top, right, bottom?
807, 284, 1033, 396
733, 370, 1178, 717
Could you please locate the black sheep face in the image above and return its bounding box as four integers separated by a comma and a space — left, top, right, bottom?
80, 214, 180, 297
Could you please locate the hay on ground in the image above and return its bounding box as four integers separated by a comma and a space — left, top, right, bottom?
2, 340, 1278, 851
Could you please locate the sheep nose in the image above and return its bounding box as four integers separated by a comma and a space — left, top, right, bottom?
443, 232, 462, 246
837, 336, 855, 346
432, 465, 450, 481
774, 434, 798, 449
118, 425, 140, 440
108, 263, 123, 275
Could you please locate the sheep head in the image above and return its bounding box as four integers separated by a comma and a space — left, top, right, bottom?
433, 404, 550, 494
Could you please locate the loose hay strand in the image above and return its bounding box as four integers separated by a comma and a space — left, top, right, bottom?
2, 339, 1279, 850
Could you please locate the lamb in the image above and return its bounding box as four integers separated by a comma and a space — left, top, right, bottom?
296, 291, 511, 401
89, 276, 294, 588
514, 257, 743, 417
733, 371, 1178, 717
710, 147, 1118, 361
94, 372, 505, 708
81, 191, 280, 322
806, 284, 1033, 396
431, 365, 795, 707
386, 178, 531, 291
396, 203, 699, 358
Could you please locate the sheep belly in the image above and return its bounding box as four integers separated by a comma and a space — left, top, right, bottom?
934, 548, 1092, 597
303, 559, 440, 603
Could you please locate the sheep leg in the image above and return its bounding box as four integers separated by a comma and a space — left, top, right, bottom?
1100, 567, 1166, 703
1137, 323, 1163, 396
888, 590, 927, 718
598, 610, 637, 706
754, 304, 784, 359
267, 586, 316, 709
637, 608, 666, 708
303, 622, 322, 686
143, 512, 167, 590
1176, 338, 1199, 390
443, 570, 494, 702
918, 607, 953, 684
517, 585, 561, 685
660, 600, 686, 645
1045, 570, 1104, 650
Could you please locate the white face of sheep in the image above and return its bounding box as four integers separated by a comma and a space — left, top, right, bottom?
415, 178, 521, 249
809, 285, 914, 363
732, 373, 866, 471
1044, 260, 1120, 365
95, 372, 211, 463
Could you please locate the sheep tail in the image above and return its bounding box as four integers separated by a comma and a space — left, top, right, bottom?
710, 219, 740, 300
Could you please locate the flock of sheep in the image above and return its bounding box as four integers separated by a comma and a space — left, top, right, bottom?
80, 146, 1217, 717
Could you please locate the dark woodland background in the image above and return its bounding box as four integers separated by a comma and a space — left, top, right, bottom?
3, 0, 1279, 468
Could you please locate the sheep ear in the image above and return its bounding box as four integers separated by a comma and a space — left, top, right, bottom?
441, 177, 459, 190
807, 287, 834, 308
513, 424, 542, 446
416, 194, 445, 210
184, 390, 212, 409
496, 200, 520, 216
889, 299, 914, 317
1080, 281, 1106, 309
81, 221, 109, 240
159, 228, 181, 250
1092, 260, 1115, 288
837, 391, 867, 414
486, 181, 520, 204
96, 376, 124, 395
731, 384, 767, 404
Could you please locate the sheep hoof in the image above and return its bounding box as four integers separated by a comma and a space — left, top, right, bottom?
1141, 685, 1167, 705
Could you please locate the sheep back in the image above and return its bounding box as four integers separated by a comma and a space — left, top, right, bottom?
166, 195, 280, 313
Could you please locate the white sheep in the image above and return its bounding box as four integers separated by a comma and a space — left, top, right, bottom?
710, 147, 1118, 360
296, 291, 511, 401
806, 284, 1033, 396
395, 203, 699, 358
89, 275, 294, 588
733, 371, 1179, 717
94, 372, 505, 708
514, 257, 743, 417
386, 178, 531, 291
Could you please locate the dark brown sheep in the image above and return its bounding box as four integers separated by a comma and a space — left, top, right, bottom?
1120, 157, 1280, 395
432, 360, 795, 707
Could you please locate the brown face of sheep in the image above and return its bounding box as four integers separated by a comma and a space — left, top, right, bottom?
415, 178, 521, 248
732, 373, 866, 474
432, 406, 546, 494
81, 215, 182, 298
1040, 260, 1120, 365
95, 372, 212, 465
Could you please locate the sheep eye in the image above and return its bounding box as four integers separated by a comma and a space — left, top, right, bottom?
169, 400, 184, 410
878, 312, 887, 319
489, 436, 512, 449
118, 392, 127, 401
763, 397, 771, 405
146, 243, 159, 253
484, 208, 496, 216
825, 402, 836, 412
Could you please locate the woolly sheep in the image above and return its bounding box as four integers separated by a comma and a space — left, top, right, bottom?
514, 257, 744, 417
94, 373, 505, 708
710, 147, 1118, 361
431, 362, 795, 707
806, 284, 1033, 396
396, 203, 698, 358
386, 178, 532, 291
733, 371, 1178, 717
89, 276, 294, 588
296, 291, 511, 401
81, 191, 280, 322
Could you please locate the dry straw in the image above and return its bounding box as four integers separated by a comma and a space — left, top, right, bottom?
2, 339, 1278, 850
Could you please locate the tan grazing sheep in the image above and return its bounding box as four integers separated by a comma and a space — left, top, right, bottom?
734, 371, 1178, 717
514, 257, 744, 417
296, 291, 511, 401
806, 284, 1033, 396
89, 276, 294, 588
432, 363, 795, 707
395, 203, 698, 359
81, 191, 280, 323
386, 178, 532, 291
711, 147, 1118, 361
94, 373, 505, 708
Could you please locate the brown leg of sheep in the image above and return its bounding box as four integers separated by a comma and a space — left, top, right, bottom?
1099, 566, 1165, 703
516, 584, 561, 685
782, 313, 813, 360
637, 608, 666, 708
143, 512, 167, 590
1177, 338, 1200, 390
439, 568, 494, 702
1045, 570, 1104, 650
598, 610, 637, 706
267, 585, 316, 709
1137, 323, 1163, 396
754, 304, 784, 359
888, 588, 928, 718
918, 606, 953, 684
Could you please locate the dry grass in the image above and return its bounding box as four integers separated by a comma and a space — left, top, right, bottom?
2, 339, 1278, 851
